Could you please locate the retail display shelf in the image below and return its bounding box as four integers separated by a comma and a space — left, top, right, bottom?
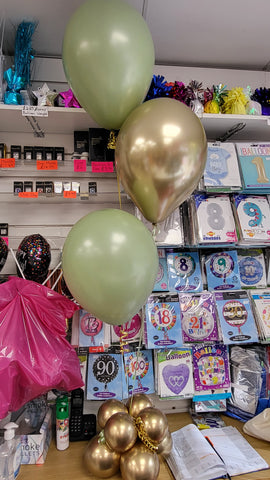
1, 104, 270, 140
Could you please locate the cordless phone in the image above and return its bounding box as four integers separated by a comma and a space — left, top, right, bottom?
69, 388, 96, 442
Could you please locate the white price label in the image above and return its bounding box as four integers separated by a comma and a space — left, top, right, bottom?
22, 105, 48, 117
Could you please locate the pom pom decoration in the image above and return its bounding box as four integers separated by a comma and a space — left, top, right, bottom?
204, 83, 227, 113
168, 80, 188, 104
251, 87, 270, 115
244, 86, 262, 115
144, 75, 172, 101
186, 80, 204, 116
84, 395, 172, 480
221, 87, 248, 115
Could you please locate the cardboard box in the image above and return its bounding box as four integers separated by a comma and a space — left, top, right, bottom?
19, 408, 52, 465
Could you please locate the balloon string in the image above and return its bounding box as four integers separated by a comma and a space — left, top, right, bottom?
116, 172, 122, 210
9, 247, 25, 279
129, 321, 144, 412
152, 223, 157, 241
120, 326, 129, 389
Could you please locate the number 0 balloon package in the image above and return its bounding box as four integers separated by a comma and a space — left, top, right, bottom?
0, 276, 83, 419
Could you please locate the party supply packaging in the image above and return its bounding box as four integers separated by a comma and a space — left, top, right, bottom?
192, 343, 231, 394
193, 194, 237, 245
179, 291, 219, 343
214, 290, 258, 344
236, 143, 270, 193
86, 353, 125, 400
79, 309, 110, 351
110, 313, 142, 344
238, 249, 267, 289
156, 348, 194, 398
249, 290, 270, 343
144, 293, 183, 349
135, 207, 184, 246
167, 250, 203, 292
203, 142, 242, 192
233, 194, 270, 244
205, 250, 241, 291
123, 349, 155, 396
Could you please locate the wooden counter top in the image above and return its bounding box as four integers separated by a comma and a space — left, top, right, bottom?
20, 412, 270, 480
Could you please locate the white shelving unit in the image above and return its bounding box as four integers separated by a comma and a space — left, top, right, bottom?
1, 103, 269, 414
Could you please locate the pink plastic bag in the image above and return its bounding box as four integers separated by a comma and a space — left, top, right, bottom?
0, 276, 83, 419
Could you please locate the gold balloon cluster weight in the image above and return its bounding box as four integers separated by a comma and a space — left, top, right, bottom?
107, 130, 117, 150
135, 416, 158, 453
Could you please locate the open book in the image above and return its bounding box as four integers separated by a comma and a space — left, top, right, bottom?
166, 423, 269, 480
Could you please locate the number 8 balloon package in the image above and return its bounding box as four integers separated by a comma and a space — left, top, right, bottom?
192, 194, 237, 245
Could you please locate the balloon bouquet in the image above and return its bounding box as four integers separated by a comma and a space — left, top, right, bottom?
84, 394, 172, 480
61, 2, 207, 479
61, 0, 207, 327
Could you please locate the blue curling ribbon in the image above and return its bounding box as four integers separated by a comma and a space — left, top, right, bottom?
145, 75, 172, 101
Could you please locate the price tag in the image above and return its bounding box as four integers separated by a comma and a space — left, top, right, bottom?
74, 159, 87, 172
91, 161, 114, 173
0, 158, 15, 168
37, 160, 58, 170
63, 190, 77, 199
18, 192, 39, 198
22, 105, 48, 117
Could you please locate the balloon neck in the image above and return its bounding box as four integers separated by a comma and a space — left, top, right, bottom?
107, 130, 117, 150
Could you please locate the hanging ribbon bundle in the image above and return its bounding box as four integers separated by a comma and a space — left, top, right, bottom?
4, 21, 36, 105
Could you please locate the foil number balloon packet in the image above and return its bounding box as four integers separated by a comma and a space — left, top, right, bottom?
233, 194, 270, 244
203, 142, 242, 191
178, 292, 219, 343
193, 194, 237, 245
167, 251, 203, 292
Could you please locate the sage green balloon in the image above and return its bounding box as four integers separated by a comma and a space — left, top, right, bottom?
62, 209, 158, 325
62, 0, 155, 130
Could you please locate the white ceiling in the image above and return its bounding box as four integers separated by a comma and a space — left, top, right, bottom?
1, 0, 270, 71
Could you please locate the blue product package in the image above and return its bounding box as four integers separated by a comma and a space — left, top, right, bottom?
124, 349, 155, 396
179, 292, 219, 343
167, 251, 203, 292
205, 250, 241, 291
236, 143, 270, 192
86, 353, 124, 400
144, 293, 183, 349
214, 290, 259, 345
78, 309, 108, 350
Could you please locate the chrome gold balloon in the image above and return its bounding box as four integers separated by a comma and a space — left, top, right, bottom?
120, 441, 160, 480
115, 97, 207, 224
157, 429, 172, 457
83, 434, 120, 478
97, 398, 128, 430
104, 412, 137, 453
138, 407, 168, 445
126, 393, 153, 418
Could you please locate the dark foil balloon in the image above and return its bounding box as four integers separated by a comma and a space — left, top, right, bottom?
16, 234, 51, 283
0, 238, 8, 272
